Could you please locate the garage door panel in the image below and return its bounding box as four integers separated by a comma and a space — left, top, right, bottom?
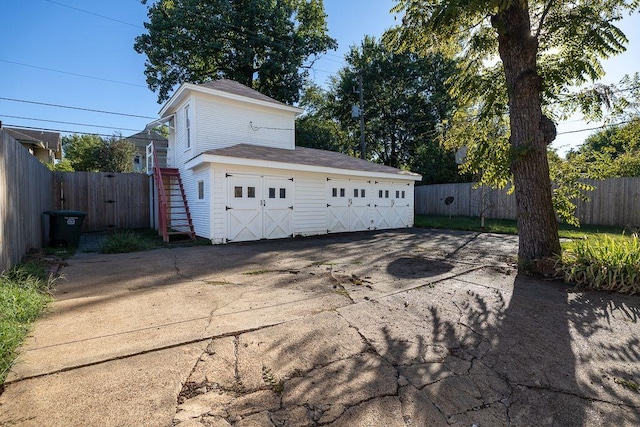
328, 206, 349, 233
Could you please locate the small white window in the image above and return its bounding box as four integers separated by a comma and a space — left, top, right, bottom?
269, 188, 276, 198
361, 189, 365, 198
385, 190, 389, 198
378, 190, 383, 198
279, 188, 286, 198
234, 186, 243, 198
332, 188, 337, 197
197, 180, 204, 200
401, 190, 405, 198
340, 188, 345, 197
184, 104, 191, 149
396, 190, 400, 198
354, 188, 359, 198
248, 187, 256, 198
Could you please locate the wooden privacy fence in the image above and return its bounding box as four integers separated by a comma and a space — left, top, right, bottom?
0, 130, 54, 272
54, 172, 150, 232
415, 178, 640, 227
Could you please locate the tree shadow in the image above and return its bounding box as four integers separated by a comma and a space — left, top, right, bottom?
176, 266, 640, 426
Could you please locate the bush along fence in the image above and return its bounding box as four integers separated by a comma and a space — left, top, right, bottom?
415, 178, 640, 228
0, 130, 151, 271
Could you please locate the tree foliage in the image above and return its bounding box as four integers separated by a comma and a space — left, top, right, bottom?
62, 134, 137, 173
299, 36, 468, 184
386, 0, 639, 263
134, 0, 337, 104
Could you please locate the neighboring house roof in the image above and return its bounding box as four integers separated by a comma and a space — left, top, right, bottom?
188, 143, 421, 180
158, 79, 303, 118
4, 127, 61, 151
124, 129, 168, 150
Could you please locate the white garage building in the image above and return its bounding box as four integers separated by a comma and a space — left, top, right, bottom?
148, 80, 421, 244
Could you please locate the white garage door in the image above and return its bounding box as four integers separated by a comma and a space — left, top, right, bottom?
373, 181, 411, 229
227, 174, 293, 242
327, 179, 371, 233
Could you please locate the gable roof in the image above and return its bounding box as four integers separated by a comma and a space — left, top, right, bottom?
4, 127, 61, 150
197, 80, 288, 107
158, 79, 303, 118
187, 143, 421, 180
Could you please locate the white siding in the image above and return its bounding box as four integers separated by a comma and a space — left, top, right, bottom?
294, 172, 328, 236
189, 167, 211, 238
212, 168, 227, 243
195, 95, 295, 154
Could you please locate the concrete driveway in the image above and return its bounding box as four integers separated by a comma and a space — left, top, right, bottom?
0, 229, 638, 426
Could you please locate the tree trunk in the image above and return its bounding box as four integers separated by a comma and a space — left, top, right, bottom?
493, 3, 561, 266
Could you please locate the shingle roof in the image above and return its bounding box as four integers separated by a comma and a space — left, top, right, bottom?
124, 129, 168, 149
4, 127, 60, 150
196, 79, 288, 107
203, 144, 420, 177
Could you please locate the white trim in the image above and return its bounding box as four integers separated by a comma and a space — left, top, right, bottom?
185, 153, 421, 181
159, 83, 304, 117
145, 115, 175, 130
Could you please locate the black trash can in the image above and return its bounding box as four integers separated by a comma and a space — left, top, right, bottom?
44, 210, 87, 247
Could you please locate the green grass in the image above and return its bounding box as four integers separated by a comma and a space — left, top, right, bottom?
414, 215, 628, 240
0, 262, 55, 384
100, 229, 210, 254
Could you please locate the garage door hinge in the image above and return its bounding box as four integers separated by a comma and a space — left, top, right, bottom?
327, 204, 330, 207
289, 177, 294, 181
225, 173, 233, 178
374, 204, 377, 207
289, 206, 293, 210
226, 206, 233, 210
375, 181, 379, 184
367, 204, 371, 207
368, 180, 371, 183
326, 177, 331, 181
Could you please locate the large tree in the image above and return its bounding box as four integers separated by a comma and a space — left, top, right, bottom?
301, 36, 467, 184
387, 0, 639, 266
134, 0, 337, 104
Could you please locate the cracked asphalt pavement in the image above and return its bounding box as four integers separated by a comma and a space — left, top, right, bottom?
1, 229, 639, 426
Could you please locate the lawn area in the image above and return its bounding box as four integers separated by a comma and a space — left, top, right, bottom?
0, 261, 54, 385
414, 214, 629, 240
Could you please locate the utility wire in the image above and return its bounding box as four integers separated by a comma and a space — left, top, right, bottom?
0, 59, 148, 88
44, 0, 144, 29
0, 97, 156, 119
0, 114, 141, 132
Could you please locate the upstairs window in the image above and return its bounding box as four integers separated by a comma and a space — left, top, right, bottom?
184, 104, 191, 149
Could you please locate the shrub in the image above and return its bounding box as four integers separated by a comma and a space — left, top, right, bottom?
557, 234, 640, 294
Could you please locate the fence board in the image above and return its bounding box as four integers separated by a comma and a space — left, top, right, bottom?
0, 130, 54, 272
54, 172, 150, 232
415, 178, 640, 227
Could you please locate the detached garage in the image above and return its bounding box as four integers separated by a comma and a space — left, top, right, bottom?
149, 79, 421, 244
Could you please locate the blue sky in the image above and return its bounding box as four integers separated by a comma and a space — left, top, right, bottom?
0, 0, 638, 156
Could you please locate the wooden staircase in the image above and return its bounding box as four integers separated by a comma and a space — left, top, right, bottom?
148, 143, 195, 243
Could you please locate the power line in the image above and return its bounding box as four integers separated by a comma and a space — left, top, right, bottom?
45, 0, 144, 28
0, 97, 156, 119
0, 59, 148, 88
556, 119, 635, 136
0, 114, 141, 132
